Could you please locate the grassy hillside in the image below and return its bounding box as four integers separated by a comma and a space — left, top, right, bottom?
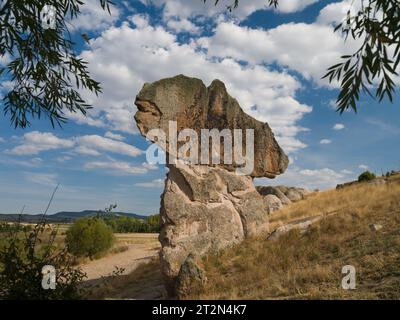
186, 175, 400, 299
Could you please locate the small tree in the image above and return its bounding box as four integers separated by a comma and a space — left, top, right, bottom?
358, 170, 376, 182
0, 220, 86, 299
66, 217, 114, 258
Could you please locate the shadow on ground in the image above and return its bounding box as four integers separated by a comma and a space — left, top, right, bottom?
84, 258, 166, 300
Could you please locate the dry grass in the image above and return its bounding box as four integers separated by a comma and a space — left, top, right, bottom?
270, 176, 400, 230
187, 177, 400, 300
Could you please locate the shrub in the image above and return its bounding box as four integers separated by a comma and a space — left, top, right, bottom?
103, 214, 160, 233
66, 217, 114, 258
0, 220, 86, 299
358, 171, 376, 182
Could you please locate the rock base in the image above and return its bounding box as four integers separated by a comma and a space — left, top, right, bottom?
159, 162, 270, 296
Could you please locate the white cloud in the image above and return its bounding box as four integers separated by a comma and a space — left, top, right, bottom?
23, 172, 58, 187
317, 0, 361, 25
56, 156, 72, 163
79, 16, 312, 153
75, 135, 142, 157
84, 160, 148, 175
73, 145, 102, 156
359, 164, 368, 170
0, 53, 11, 66
0, 157, 43, 168
142, 162, 159, 171
142, 0, 319, 20
333, 123, 345, 130
68, 1, 120, 32
341, 169, 353, 175
257, 166, 354, 190
320, 139, 332, 144
135, 178, 165, 188
166, 18, 200, 34
6, 131, 74, 155
6, 131, 142, 158
198, 20, 360, 87
328, 99, 338, 110
277, 0, 320, 13
104, 131, 125, 141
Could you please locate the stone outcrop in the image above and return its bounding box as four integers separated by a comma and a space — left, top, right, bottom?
256, 185, 311, 212
134, 75, 288, 296
264, 194, 284, 214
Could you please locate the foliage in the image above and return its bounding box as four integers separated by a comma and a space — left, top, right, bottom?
0, 219, 86, 299
104, 214, 160, 233
358, 170, 376, 182
208, 0, 400, 113
0, 0, 112, 128
323, 0, 400, 113
0, 222, 31, 233
66, 217, 114, 258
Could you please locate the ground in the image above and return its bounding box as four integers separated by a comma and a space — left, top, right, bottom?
81, 233, 159, 281
81, 233, 165, 299
93, 174, 400, 300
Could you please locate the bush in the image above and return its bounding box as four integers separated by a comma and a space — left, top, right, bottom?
0, 220, 86, 299
358, 171, 376, 182
103, 214, 160, 233
66, 217, 114, 258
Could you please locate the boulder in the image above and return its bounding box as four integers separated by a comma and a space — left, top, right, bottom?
257, 185, 310, 204
256, 186, 292, 205
264, 194, 283, 214
285, 188, 303, 202
175, 254, 207, 299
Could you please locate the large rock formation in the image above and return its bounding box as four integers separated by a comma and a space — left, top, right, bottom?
135, 74, 288, 178
134, 75, 288, 296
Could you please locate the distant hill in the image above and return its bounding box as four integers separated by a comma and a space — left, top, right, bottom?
0, 210, 148, 223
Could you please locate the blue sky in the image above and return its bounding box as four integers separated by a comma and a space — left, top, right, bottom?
0, 0, 399, 215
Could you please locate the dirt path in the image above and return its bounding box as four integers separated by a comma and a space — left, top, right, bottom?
80, 233, 160, 281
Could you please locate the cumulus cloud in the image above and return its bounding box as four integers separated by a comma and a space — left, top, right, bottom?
78, 16, 311, 153
6, 131, 74, 155
84, 160, 148, 175
359, 164, 369, 170
320, 139, 332, 144
317, 0, 361, 25
333, 123, 345, 130
6, 131, 142, 158
68, 1, 120, 32
105, 131, 125, 141
141, 0, 320, 20
75, 135, 142, 157
197, 20, 360, 87
135, 178, 165, 188
166, 18, 200, 34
